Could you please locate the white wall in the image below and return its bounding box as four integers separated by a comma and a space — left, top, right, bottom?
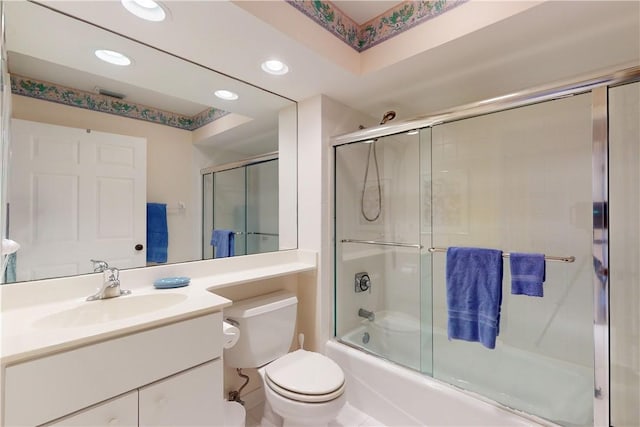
297, 94, 375, 351
609, 81, 640, 427
279, 104, 297, 250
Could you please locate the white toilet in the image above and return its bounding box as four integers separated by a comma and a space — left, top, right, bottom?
224, 290, 346, 427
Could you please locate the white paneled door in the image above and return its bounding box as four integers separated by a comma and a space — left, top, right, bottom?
9, 119, 146, 281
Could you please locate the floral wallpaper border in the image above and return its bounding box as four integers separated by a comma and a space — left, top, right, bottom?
10, 74, 228, 131
286, 0, 468, 52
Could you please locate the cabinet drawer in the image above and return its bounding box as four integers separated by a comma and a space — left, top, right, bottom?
43, 391, 138, 427
139, 360, 223, 427
4, 312, 222, 426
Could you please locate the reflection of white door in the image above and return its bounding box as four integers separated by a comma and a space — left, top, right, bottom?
9, 119, 146, 281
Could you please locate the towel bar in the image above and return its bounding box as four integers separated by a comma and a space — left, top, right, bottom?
427, 247, 575, 263
341, 239, 422, 249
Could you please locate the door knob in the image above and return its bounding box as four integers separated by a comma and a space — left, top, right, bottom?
135, 244, 144, 251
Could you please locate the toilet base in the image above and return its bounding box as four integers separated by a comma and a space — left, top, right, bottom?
260, 400, 283, 427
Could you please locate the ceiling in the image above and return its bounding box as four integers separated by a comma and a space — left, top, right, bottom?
16, 1, 640, 125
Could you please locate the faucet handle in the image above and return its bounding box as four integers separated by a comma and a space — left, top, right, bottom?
104, 267, 119, 282
91, 259, 109, 273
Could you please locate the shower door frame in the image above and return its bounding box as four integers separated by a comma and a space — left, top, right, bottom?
331, 64, 640, 427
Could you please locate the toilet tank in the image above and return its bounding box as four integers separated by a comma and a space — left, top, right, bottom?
223, 290, 298, 369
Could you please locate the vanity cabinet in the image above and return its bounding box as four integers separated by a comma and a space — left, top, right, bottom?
45, 361, 222, 427
3, 312, 223, 426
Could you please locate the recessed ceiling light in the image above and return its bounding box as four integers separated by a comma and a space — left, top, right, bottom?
94, 49, 131, 66
214, 90, 239, 101
261, 60, 289, 75
121, 0, 167, 22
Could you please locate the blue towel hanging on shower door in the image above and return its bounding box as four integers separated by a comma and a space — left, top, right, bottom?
211, 229, 235, 258
510, 252, 546, 297
446, 247, 504, 349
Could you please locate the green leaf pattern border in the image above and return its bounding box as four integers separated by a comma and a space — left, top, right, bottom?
286, 0, 468, 52
10, 74, 229, 131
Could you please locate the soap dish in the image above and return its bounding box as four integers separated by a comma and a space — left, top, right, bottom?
153, 276, 190, 289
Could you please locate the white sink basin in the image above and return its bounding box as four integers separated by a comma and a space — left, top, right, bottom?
33, 293, 188, 329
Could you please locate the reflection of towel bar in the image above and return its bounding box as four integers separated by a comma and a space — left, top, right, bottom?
230, 231, 279, 236
341, 239, 422, 249
427, 247, 575, 263
167, 202, 186, 214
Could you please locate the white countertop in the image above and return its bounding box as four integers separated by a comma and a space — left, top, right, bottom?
0, 250, 317, 365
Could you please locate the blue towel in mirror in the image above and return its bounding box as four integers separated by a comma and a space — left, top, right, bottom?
446, 247, 504, 349
510, 253, 545, 297
211, 229, 235, 258
147, 203, 168, 263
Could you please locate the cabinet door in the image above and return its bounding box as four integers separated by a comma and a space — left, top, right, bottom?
44, 391, 137, 427
139, 359, 223, 427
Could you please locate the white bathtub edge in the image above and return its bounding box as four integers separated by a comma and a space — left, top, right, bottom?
326, 339, 558, 427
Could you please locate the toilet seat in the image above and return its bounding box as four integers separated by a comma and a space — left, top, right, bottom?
265, 350, 345, 403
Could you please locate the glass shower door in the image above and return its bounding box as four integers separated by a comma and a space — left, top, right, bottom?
213, 167, 246, 257
246, 160, 279, 254
334, 131, 427, 372
427, 94, 595, 426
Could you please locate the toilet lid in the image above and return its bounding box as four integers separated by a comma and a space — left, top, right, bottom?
265, 350, 345, 402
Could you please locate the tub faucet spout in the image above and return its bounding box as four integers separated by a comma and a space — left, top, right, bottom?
358, 308, 375, 322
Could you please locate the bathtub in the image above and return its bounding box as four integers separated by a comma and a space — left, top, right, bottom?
332, 311, 592, 426
342, 310, 422, 371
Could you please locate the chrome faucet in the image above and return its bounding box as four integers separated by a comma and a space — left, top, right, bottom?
87, 266, 131, 301
358, 308, 375, 322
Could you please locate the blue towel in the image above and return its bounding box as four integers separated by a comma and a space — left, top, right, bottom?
446, 247, 504, 349
510, 253, 545, 297
211, 229, 235, 258
147, 203, 168, 263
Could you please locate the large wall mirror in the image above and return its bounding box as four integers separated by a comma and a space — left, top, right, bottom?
0, 1, 297, 284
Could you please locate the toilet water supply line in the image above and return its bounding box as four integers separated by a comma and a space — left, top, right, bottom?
228, 369, 250, 405
228, 333, 307, 405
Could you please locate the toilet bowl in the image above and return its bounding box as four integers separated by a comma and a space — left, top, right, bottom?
223, 290, 346, 427
260, 350, 346, 427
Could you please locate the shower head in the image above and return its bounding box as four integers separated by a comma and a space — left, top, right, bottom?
380, 111, 396, 125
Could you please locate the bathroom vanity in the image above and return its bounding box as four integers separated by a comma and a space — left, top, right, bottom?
0, 250, 316, 426
5, 313, 224, 426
